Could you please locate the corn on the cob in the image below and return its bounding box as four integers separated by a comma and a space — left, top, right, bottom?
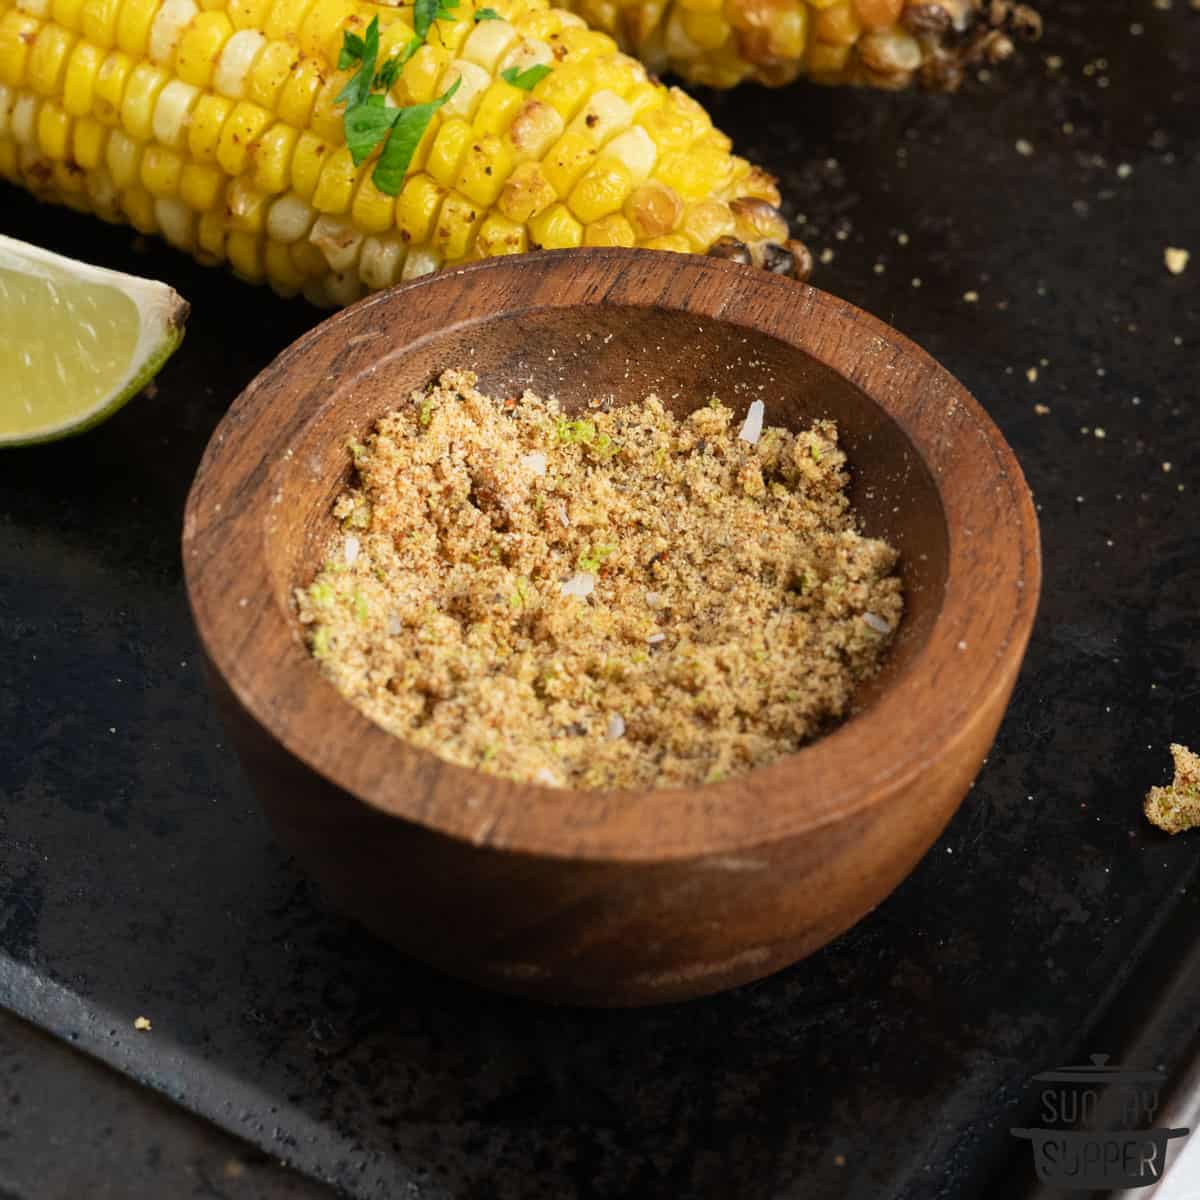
563, 0, 1040, 89
0, 0, 807, 306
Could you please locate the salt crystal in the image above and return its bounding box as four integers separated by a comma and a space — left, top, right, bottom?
558, 503, 570, 528
560, 572, 595, 598
647, 632, 666, 644
520, 451, 547, 476
386, 613, 403, 635
738, 400, 765, 445
344, 535, 360, 565
645, 591, 662, 608
863, 612, 891, 635
534, 768, 559, 786
607, 713, 626, 739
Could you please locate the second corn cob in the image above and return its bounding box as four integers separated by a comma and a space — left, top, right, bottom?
0, 0, 807, 306
563, 0, 1041, 90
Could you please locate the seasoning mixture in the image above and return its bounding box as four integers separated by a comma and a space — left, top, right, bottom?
296, 369, 903, 789
1144, 744, 1200, 835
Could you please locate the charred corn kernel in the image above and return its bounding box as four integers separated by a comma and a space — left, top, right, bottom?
5, 0, 802, 303
35, 98, 69, 155
186, 92, 232, 162
226, 228, 264, 280
567, 159, 631, 222
246, 38, 297, 110
91, 48, 132, 122
815, 0, 860, 44
311, 142, 356, 213
425, 115, 471, 188
140, 141, 182, 193
474, 211, 525, 256
78, 0, 118, 47
61, 39, 102, 114
70, 112, 105, 164
248, 119, 295, 192
119, 61, 168, 141
275, 54, 322, 128
174, 12, 233, 89
179, 158, 222, 208
148, 0, 197, 66
583, 211, 635, 245
28, 24, 75, 95
496, 159, 554, 222
348, 173, 396, 235
114, 0, 159, 58
528, 200, 581, 249
625, 179, 681, 238
215, 98, 269, 175
395, 173, 444, 242
807, 40, 850, 74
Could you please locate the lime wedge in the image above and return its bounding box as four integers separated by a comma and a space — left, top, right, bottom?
0, 234, 189, 447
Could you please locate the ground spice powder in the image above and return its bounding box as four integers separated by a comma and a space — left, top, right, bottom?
296, 369, 903, 790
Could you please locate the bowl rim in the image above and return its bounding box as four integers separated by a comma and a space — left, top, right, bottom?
183, 248, 1041, 863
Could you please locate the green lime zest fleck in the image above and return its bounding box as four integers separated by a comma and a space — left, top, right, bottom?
308, 580, 335, 607
419, 396, 435, 427
590, 432, 621, 460
353, 591, 370, 623
810, 444, 823, 463
577, 543, 616, 573
311, 627, 331, 658
554, 417, 596, 445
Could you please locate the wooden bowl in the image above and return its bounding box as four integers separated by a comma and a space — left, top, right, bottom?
183, 250, 1040, 1006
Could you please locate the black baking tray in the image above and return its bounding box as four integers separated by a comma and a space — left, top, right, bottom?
2, 1, 1197, 1195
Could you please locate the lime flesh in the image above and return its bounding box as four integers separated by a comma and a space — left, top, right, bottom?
0, 235, 188, 446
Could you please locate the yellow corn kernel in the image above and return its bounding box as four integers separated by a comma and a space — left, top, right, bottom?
27, 24, 75, 96
624, 79, 661, 119
83, 165, 120, 215
308, 213, 361, 271
104, 126, 140, 184
140, 142, 182, 194
395, 42, 448, 105
588, 53, 643, 97
179, 159, 221, 209
150, 77, 197, 146
567, 159, 631, 223
215, 99, 269, 175
35, 99, 70, 157
680, 197, 734, 248
583, 212, 635, 246
679, 8, 728, 50
119, 61, 168, 141
186, 92, 233, 162
395, 172, 444, 243
228, 0, 273, 30
61, 39, 102, 115
348, 174, 396, 236
636, 103, 696, 155
246, 38, 297, 110
474, 211, 525, 257
120, 182, 157, 232
454, 133, 511, 209
0, 12, 43, 89
148, 0, 198, 68
289, 129, 328, 198
814, 0, 860, 45
52, 0, 88, 33
226, 228, 264, 280
264, 240, 305, 291
226, 175, 268, 231
288, 238, 325, 276
263, 0, 315, 41
460, 16, 518, 71
541, 128, 598, 196
53, 157, 87, 191
275, 54, 322, 129
730, 195, 788, 242
196, 208, 227, 258
71, 113, 105, 165
308, 70, 345, 144
115, 0, 158, 57
504, 97, 563, 164
213, 28, 266, 99
471, 80, 523, 137
10, 91, 37, 144
297, 0, 350, 59
531, 63, 595, 121
655, 146, 731, 201
248, 120, 296, 193
624, 179, 682, 239
496, 159, 554, 223
568, 88, 632, 143
0, 139, 17, 176
174, 11, 233, 89
358, 235, 406, 290
91, 49, 132, 123
642, 234, 691, 253
79, 0, 119, 47
518, 11, 566, 39
310, 143, 355, 213
806, 41, 851, 75
528, 201, 582, 250
155, 195, 195, 248
425, 116, 471, 188
430, 190, 479, 261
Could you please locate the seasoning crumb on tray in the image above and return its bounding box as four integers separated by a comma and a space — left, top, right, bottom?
1145, 744, 1200, 834
296, 370, 903, 790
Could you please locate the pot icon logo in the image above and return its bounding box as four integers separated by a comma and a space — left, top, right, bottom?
1012, 1055, 1189, 1189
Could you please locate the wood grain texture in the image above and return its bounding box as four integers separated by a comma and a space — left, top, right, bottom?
182, 249, 1041, 1005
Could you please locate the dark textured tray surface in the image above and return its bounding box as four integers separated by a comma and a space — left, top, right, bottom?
1, 1, 1197, 1196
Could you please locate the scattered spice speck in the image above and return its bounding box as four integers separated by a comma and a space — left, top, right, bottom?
1165, 247, 1190, 275
963, 291, 979, 303
1145, 745, 1200, 834
1026, 367, 1039, 383
1016, 138, 1034, 157
134, 1016, 152, 1031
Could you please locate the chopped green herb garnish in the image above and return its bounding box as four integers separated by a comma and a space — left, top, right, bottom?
591, 432, 621, 460
347, 437, 367, 464
354, 591, 369, 623
708, 395, 722, 409
474, 6, 502, 19
308, 581, 335, 607
577, 543, 616, 573
810, 444, 823, 463
419, 396, 435, 427
509, 576, 529, 608
311, 627, 330, 658
554, 417, 596, 444
500, 64, 552, 90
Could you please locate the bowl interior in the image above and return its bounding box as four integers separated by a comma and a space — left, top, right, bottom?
268, 302, 949, 723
